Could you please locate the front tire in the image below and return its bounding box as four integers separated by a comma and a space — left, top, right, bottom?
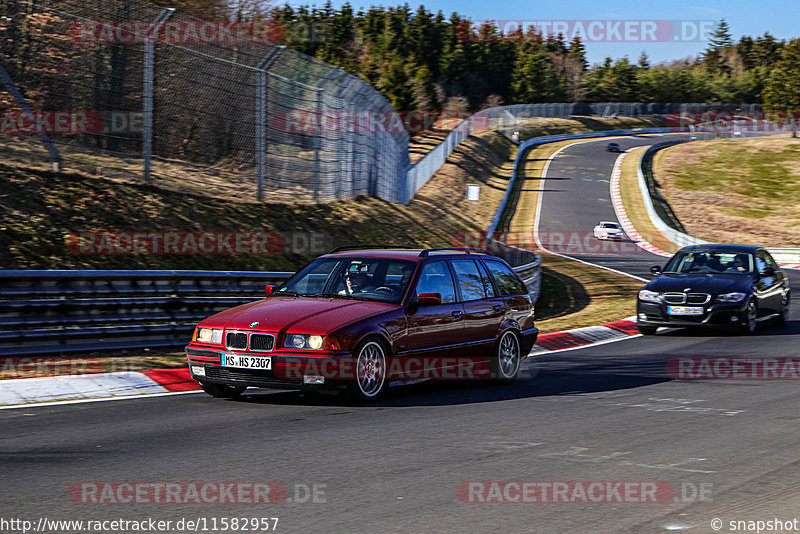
740, 299, 758, 335
200, 382, 246, 399
637, 325, 658, 335
492, 330, 522, 382
778, 292, 790, 325
347, 339, 388, 402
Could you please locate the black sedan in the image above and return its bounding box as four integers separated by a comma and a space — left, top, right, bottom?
637, 244, 790, 335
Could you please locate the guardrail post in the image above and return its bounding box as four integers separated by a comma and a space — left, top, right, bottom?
142, 8, 174, 183
255, 47, 284, 201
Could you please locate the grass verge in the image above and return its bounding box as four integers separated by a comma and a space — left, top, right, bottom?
653, 135, 800, 247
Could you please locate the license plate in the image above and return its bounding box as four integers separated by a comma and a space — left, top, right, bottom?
221, 353, 272, 370
667, 306, 704, 316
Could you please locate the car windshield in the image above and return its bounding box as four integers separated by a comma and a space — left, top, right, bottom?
663, 250, 755, 274
276, 257, 416, 303
601, 223, 619, 228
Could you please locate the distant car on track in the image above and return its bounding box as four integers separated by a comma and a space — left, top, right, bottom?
637, 244, 790, 335
185, 247, 538, 402
593, 221, 624, 240
605, 142, 622, 152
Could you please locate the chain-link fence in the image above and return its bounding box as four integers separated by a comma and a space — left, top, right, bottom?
0, 0, 409, 203
0, 4, 768, 206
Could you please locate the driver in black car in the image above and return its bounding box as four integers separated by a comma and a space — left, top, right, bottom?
726, 254, 749, 272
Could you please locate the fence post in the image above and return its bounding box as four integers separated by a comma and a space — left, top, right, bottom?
255, 47, 284, 201
313, 68, 340, 202
332, 75, 357, 200
142, 8, 174, 183
0, 61, 62, 171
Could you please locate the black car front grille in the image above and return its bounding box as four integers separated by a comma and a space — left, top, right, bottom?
687, 293, 711, 304
225, 332, 247, 350
250, 334, 275, 352
663, 292, 710, 304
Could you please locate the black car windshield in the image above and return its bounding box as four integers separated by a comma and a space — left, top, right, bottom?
664, 251, 755, 274
276, 257, 417, 303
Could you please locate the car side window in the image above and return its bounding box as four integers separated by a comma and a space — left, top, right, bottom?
762, 251, 780, 271
414, 261, 457, 303
755, 251, 769, 273
451, 259, 489, 301
484, 260, 526, 296
475, 260, 497, 298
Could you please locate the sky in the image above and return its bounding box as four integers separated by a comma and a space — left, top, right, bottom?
284, 0, 799, 65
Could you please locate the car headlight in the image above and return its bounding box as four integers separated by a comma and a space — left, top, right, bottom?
638, 290, 661, 303
717, 292, 747, 303
196, 327, 223, 344
284, 334, 324, 350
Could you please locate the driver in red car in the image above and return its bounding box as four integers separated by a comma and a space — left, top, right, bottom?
342, 270, 375, 294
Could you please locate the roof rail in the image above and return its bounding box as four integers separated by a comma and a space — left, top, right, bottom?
327, 245, 414, 254
418, 247, 491, 257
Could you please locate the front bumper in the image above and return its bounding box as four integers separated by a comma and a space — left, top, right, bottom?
186, 346, 351, 390
636, 299, 748, 329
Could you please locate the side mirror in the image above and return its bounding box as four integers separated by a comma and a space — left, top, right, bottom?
650, 265, 662, 275
264, 285, 273, 297
417, 292, 442, 306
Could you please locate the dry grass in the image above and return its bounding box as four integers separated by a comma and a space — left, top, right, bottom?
654, 135, 800, 247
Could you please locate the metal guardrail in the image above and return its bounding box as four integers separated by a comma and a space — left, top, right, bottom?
0, 270, 291, 356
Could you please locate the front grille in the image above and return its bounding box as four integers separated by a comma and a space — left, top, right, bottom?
250, 334, 275, 352
687, 293, 710, 304
663, 292, 711, 305
205, 366, 302, 389
663, 293, 686, 304
225, 332, 247, 350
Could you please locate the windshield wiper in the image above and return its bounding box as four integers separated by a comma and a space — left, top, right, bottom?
314, 292, 366, 300
274, 290, 302, 296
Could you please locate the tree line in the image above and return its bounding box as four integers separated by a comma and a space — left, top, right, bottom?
158, 1, 800, 113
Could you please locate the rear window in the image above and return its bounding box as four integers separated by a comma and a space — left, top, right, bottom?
483, 260, 526, 296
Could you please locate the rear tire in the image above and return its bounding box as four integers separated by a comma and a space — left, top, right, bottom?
637, 325, 657, 335
200, 382, 246, 398
492, 330, 522, 382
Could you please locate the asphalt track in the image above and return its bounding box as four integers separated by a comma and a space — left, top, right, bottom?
3, 135, 799, 534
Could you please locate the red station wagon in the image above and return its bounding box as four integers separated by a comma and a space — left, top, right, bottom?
185, 247, 538, 401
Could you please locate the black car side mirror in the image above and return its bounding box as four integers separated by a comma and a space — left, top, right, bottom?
650, 265, 662, 275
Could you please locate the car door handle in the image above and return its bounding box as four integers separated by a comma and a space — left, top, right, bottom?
452, 311, 462, 318
493, 305, 503, 312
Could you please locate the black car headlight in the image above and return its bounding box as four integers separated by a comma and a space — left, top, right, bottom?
284, 334, 324, 350
638, 290, 660, 303
716, 292, 747, 303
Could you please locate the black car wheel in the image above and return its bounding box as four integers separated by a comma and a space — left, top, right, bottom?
347, 338, 388, 402
492, 330, 522, 382
637, 325, 657, 335
200, 382, 246, 398
778, 292, 790, 325
740, 299, 758, 335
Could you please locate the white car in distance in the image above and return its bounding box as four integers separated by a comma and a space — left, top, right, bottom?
593, 221, 624, 240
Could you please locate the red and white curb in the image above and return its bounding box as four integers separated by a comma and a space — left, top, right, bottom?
0, 368, 198, 408
609, 153, 671, 258
0, 319, 643, 407
529, 316, 639, 355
